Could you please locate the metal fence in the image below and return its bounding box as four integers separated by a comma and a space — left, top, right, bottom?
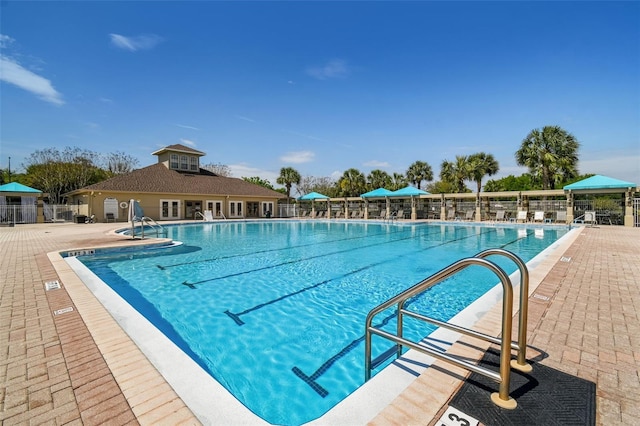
573, 199, 625, 226
635, 198, 640, 227
0, 205, 38, 224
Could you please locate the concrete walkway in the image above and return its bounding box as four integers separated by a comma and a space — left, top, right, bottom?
1, 222, 638, 425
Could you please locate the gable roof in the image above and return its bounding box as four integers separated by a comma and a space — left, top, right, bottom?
0, 182, 42, 193
69, 163, 284, 198
298, 191, 330, 200
563, 175, 637, 191
151, 144, 205, 157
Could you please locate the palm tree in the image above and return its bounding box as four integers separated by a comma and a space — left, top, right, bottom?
405, 160, 433, 190
366, 169, 392, 190
515, 126, 580, 190
390, 173, 408, 191
337, 168, 366, 197
440, 155, 472, 193
468, 152, 499, 194
276, 167, 301, 201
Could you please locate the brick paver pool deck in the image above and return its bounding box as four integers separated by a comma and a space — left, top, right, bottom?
1, 222, 638, 425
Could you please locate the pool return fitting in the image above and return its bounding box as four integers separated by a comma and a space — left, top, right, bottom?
364, 248, 531, 409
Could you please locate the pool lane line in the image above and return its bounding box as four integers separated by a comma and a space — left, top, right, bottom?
222, 226, 501, 325
289, 229, 532, 397
182, 226, 445, 288
157, 226, 411, 270
291, 309, 400, 398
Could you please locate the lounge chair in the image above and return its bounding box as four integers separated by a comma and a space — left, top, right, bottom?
350, 210, 359, 219
446, 209, 456, 220
464, 210, 474, 221
533, 211, 545, 223
516, 211, 528, 223
555, 211, 567, 223
396, 210, 404, 220
105, 212, 115, 222
494, 210, 506, 222
379, 210, 387, 220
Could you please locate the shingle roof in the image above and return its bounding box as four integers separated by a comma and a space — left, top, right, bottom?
151, 144, 205, 156
75, 163, 285, 198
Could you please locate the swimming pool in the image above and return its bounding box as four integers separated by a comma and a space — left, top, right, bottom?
71, 220, 569, 425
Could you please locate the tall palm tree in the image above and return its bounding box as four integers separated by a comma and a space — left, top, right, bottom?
440, 155, 472, 193
468, 152, 499, 194
405, 160, 433, 190
515, 126, 580, 190
337, 168, 366, 197
366, 169, 392, 190
276, 167, 301, 201
390, 173, 408, 191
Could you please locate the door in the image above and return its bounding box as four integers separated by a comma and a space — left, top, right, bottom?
185, 200, 203, 219
160, 200, 180, 220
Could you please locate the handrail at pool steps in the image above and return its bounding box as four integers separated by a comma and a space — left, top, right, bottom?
364, 249, 531, 410
131, 216, 167, 239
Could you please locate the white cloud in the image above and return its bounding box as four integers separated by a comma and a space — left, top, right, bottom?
109, 33, 163, 51
175, 124, 200, 130
0, 55, 64, 105
235, 115, 256, 123
363, 160, 390, 168
180, 138, 196, 146
280, 151, 315, 164
0, 34, 15, 48
306, 59, 349, 80
228, 163, 278, 183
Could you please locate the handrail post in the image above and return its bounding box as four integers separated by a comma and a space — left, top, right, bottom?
475, 249, 532, 373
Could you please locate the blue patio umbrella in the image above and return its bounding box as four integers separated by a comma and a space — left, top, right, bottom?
390, 185, 429, 197
360, 188, 394, 198
563, 175, 637, 191
298, 191, 330, 200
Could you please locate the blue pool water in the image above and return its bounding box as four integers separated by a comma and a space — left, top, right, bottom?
76, 221, 568, 425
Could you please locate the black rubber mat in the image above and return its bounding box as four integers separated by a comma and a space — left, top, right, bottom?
449, 348, 596, 425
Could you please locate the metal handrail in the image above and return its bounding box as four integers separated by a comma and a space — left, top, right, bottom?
365, 256, 518, 409
474, 248, 531, 372
131, 216, 167, 239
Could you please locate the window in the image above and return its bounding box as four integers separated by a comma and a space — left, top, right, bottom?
180, 155, 188, 170
190, 156, 198, 171
170, 154, 179, 169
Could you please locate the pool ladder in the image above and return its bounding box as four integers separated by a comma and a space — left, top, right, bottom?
364, 248, 531, 409
131, 216, 167, 239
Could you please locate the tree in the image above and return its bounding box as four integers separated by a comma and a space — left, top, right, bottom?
23, 147, 104, 203
440, 155, 472, 193
202, 162, 232, 177
515, 125, 580, 190
468, 152, 499, 194
390, 173, 408, 191
484, 174, 535, 192
297, 176, 337, 198
366, 169, 391, 190
406, 160, 433, 190
276, 167, 301, 201
103, 151, 140, 176
426, 180, 457, 194
337, 168, 366, 197
242, 176, 275, 190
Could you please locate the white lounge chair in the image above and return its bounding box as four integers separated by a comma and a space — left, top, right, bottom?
533, 211, 545, 223
516, 211, 528, 223
494, 210, 506, 222
555, 211, 567, 223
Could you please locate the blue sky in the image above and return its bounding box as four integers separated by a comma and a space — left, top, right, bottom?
2, 1, 639, 189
